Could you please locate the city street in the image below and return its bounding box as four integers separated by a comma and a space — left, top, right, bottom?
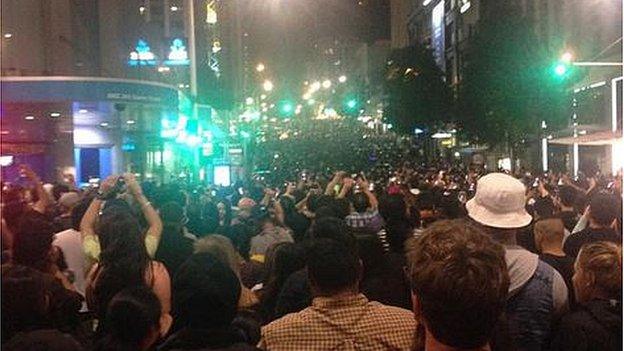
0, 1, 623, 350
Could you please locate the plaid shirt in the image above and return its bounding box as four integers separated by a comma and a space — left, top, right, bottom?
345, 210, 384, 232
259, 294, 416, 351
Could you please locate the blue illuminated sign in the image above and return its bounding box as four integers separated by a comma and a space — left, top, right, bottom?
128, 39, 157, 66
164, 38, 190, 66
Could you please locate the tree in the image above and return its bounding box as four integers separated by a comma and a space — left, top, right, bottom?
457, 1, 570, 150
383, 44, 452, 134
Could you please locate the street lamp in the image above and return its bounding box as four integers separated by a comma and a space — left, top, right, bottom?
338, 75, 347, 83
263, 80, 274, 92
245, 97, 254, 105
561, 52, 573, 63
310, 81, 321, 92
322, 79, 331, 89
256, 63, 265, 72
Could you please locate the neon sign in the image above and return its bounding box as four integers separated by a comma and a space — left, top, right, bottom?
165, 38, 190, 66
206, 1, 217, 24
129, 39, 157, 66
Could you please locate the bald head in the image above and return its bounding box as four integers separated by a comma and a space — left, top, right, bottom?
534, 218, 565, 251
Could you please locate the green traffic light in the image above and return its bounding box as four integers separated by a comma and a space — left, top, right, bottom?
282, 103, 293, 113
554, 63, 567, 76
278, 100, 294, 116
347, 99, 357, 109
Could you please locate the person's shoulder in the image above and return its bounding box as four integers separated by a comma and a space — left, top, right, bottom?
53, 229, 80, 242
4, 329, 83, 351
366, 301, 416, 323
261, 308, 311, 334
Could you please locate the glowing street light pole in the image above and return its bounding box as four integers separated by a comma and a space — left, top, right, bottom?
263, 80, 274, 92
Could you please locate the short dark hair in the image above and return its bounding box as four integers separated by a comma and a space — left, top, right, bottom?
71, 199, 91, 231
2, 265, 49, 341
13, 215, 55, 272
315, 206, 338, 220
352, 192, 370, 213
308, 217, 357, 252
332, 198, 351, 219
589, 192, 620, 226
406, 219, 509, 349
558, 185, 577, 207
173, 253, 241, 330
306, 238, 359, 295
379, 194, 407, 222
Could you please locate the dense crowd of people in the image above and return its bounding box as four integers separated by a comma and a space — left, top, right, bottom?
1, 161, 622, 350
253, 118, 421, 185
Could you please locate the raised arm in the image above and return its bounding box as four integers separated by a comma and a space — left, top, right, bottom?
80, 175, 117, 240
359, 179, 378, 210
20, 165, 51, 214
337, 178, 355, 199
123, 173, 162, 243
325, 171, 346, 196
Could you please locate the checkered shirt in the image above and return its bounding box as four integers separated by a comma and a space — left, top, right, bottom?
345, 210, 383, 232
259, 294, 416, 351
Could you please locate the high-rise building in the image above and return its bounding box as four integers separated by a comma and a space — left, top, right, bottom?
406, 0, 479, 85
390, 0, 412, 49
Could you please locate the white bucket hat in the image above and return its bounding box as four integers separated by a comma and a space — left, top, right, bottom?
466, 173, 532, 229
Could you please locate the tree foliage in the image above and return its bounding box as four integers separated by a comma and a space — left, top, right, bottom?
457, 2, 570, 147
383, 44, 453, 134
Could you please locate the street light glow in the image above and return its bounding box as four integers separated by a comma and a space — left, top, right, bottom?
561, 52, 573, 63
554, 63, 567, 76
263, 80, 274, 91
245, 97, 254, 105
3, 33, 13, 39
256, 63, 265, 72
338, 75, 347, 83
310, 81, 321, 92
322, 79, 331, 89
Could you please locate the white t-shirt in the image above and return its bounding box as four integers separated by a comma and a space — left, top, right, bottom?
53, 229, 87, 297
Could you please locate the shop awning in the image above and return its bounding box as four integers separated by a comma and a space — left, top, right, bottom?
549, 130, 622, 146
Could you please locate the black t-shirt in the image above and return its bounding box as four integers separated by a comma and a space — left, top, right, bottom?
564, 227, 620, 259
559, 211, 579, 233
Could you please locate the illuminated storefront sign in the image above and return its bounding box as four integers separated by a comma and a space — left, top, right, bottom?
165, 38, 190, 66
206, 0, 218, 24
128, 39, 157, 66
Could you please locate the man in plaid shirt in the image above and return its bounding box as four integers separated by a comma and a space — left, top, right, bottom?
259, 238, 415, 350
344, 179, 384, 234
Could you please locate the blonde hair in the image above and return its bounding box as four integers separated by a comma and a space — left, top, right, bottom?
577, 241, 622, 299
194, 235, 241, 277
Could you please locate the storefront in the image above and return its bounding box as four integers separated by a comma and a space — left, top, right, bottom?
1, 77, 178, 185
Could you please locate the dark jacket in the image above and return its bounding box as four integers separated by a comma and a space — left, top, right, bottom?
564, 227, 620, 259
551, 299, 622, 351
273, 269, 311, 319
4, 329, 84, 351
158, 327, 259, 351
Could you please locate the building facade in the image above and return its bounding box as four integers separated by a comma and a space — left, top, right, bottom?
1, 0, 245, 184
